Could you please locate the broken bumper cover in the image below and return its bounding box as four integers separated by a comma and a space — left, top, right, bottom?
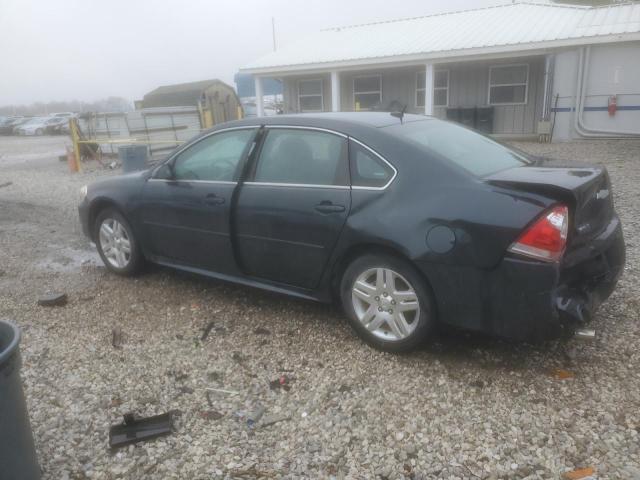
422, 215, 625, 341
489, 215, 625, 340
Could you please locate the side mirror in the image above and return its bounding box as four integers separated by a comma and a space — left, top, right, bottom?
154, 163, 175, 180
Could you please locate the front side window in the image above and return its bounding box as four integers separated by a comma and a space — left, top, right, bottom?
254, 129, 348, 186
417, 70, 449, 108
488, 64, 528, 105
384, 120, 530, 177
172, 129, 255, 181
350, 141, 395, 188
298, 79, 323, 113
353, 75, 382, 111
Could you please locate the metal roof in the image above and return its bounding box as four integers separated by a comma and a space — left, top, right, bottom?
142, 79, 234, 108
243, 2, 640, 73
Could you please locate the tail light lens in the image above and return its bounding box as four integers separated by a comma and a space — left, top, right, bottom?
508, 205, 569, 262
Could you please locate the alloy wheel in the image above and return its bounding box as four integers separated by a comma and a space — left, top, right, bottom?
99, 218, 132, 269
351, 267, 420, 341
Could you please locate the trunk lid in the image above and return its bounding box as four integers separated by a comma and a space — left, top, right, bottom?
486, 161, 614, 247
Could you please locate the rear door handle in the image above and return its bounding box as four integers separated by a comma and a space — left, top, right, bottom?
315, 202, 345, 214
204, 193, 225, 206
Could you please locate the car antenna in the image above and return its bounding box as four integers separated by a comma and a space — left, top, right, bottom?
390, 105, 407, 124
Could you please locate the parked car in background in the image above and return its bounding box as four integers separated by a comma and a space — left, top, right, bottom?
51, 112, 76, 118
0, 117, 29, 135
78, 113, 625, 352
15, 117, 64, 136
44, 116, 70, 135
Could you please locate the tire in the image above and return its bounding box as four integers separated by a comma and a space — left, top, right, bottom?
35, 128, 43, 136
94, 208, 144, 276
340, 253, 435, 352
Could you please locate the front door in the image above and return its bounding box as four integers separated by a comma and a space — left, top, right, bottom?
139, 127, 256, 273
235, 127, 351, 289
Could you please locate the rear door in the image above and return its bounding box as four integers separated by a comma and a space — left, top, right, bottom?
139, 127, 257, 273
234, 127, 351, 289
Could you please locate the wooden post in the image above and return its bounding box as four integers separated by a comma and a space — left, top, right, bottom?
69, 118, 82, 172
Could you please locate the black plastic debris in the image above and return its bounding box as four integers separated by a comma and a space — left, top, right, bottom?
253, 327, 271, 335
37, 293, 67, 307
201, 321, 215, 341
109, 412, 173, 449
111, 327, 124, 349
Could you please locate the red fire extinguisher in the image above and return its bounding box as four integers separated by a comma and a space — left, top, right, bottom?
608, 95, 617, 116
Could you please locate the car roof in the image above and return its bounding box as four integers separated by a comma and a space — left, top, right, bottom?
223, 112, 434, 132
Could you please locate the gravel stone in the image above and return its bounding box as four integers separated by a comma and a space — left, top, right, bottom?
1, 136, 640, 479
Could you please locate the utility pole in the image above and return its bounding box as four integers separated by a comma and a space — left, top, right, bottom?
272, 17, 277, 51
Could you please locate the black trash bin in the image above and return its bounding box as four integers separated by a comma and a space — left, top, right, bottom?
0, 320, 40, 480
119, 145, 149, 173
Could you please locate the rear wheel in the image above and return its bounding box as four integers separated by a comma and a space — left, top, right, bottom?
94, 208, 143, 276
340, 253, 435, 352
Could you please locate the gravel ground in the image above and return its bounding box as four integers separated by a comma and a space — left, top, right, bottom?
1, 136, 639, 480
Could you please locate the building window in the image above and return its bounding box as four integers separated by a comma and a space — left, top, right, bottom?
488, 64, 528, 105
353, 75, 382, 111
298, 79, 323, 112
416, 70, 449, 108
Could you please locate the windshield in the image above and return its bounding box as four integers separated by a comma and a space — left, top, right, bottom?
384, 120, 530, 176
24, 118, 44, 125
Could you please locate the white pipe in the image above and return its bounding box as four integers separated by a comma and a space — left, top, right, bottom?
574, 46, 640, 138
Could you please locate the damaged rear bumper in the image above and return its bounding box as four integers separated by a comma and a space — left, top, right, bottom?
489, 215, 625, 340
422, 215, 625, 341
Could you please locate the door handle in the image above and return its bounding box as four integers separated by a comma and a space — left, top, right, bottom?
204, 193, 225, 206
314, 202, 345, 214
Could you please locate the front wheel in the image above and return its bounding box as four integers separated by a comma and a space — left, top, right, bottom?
94, 208, 143, 276
35, 128, 43, 136
340, 254, 435, 352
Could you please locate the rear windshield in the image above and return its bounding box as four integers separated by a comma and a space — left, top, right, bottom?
384, 120, 530, 176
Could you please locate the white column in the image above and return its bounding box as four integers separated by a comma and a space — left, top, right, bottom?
424, 63, 434, 116
330, 71, 341, 112
254, 76, 264, 117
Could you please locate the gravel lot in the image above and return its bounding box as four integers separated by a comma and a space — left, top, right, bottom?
1, 135, 639, 480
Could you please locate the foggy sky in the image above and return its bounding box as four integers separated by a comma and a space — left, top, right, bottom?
0, 0, 511, 106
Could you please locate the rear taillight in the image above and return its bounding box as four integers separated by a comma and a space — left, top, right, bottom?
508, 205, 569, 262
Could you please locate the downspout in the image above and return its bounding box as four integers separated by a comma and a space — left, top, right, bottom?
542, 54, 554, 121
574, 46, 640, 138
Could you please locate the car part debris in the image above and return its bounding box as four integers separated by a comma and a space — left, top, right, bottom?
37, 293, 68, 307
574, 328, 596, 341
201, 321, 215, 341
261, 413, 291, 428
269, 375, 291, 391
206, 387, 239, 395
246, 405, 265, 428
199, 410, 223, 421
562, 466, 595, 480
111, 327, 124, 349
109, 412, 173, 449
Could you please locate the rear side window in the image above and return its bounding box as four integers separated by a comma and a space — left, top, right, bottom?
254, 128, 348, 186
384, 120, 529, 177
350, 141, 394, 188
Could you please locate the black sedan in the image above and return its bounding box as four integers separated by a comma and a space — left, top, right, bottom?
78, 113, 625, 352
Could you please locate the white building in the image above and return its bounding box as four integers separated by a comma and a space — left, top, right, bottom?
242, 2, 640, 141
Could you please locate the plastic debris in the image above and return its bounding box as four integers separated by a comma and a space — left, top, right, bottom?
37, 293, 68, 307
201, 321, 215, 341
206, 387, 239, 395
199, 410, 223, 421
551, 368, 575, 380
562, 467, 596, 479
246, 405, 265, 428
261, 413, 291, 428
269, 375, 291, 391
109, 412, 173, 449
112, 327, 124, 349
